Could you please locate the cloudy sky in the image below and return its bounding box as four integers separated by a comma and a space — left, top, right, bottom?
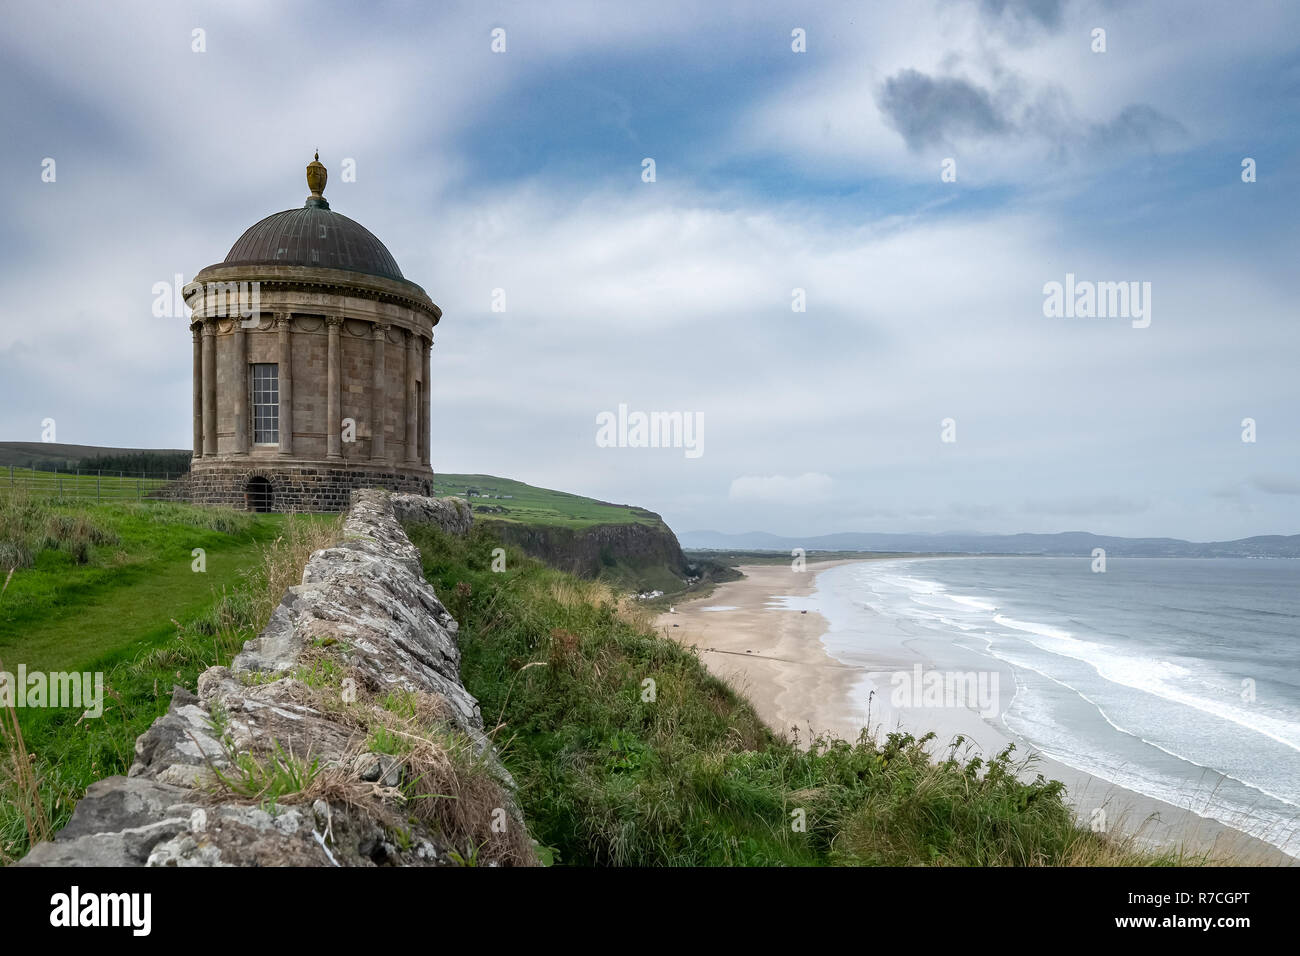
2, 0, 1297, 540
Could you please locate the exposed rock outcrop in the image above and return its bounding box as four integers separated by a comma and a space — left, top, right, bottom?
487, 519, 689, 581
390, 493, 473, 536
19, 490, 535, 867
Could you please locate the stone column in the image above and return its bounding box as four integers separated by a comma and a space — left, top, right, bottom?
405, 331, 419, 463
326, 316, 342, 460
371, 324, 388, 461
201, 320, 217, 457
233, 321, 249, 455
276, 314, 293, 456
421, 334, 432, 465
191, 322, 203, 459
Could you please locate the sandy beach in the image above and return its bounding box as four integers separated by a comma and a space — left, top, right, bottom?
657, 560, 1293, 864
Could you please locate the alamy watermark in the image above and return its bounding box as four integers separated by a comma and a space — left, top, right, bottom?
50, 886, 150, 936
151, 274, 262, 323
1042, 273, 1151, 328
889, 665, 1000, 719
0, 665, 104, 718
595, 404, 703, 459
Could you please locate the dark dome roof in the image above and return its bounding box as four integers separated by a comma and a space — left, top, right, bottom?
223, 204, 404, 281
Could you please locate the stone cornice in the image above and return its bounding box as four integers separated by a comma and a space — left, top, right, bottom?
192, 262, 441, 324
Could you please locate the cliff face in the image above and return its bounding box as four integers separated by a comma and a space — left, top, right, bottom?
486, 519, 690, 582
19, 490, 535, 867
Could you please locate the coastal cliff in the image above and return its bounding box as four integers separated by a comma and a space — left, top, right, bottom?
485, 517, 689, 582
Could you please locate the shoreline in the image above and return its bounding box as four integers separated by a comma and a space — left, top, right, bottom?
656, 559, 1294, 865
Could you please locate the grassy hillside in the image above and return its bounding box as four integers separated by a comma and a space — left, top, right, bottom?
0, 441, 189, 471
432, 473, 665, 530
432, 473, 715, 598
0, 498, 330, 671
0, 490, 1195, 867
407, 520, 1187, 867
0, 493, 339, 861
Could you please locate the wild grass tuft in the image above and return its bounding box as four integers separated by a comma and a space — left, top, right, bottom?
0, 567, 52, 863
0, 491, 122, 568
207, 736, 321, 812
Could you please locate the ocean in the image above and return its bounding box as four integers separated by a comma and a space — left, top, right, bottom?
800, 556, 1300, 857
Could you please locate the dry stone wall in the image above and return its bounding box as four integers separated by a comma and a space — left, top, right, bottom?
19, 490, 534, 867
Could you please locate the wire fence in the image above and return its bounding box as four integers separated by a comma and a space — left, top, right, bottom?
0, 466, 185, 503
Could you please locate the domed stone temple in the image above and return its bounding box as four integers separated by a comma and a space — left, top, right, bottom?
180, 155, 438, 512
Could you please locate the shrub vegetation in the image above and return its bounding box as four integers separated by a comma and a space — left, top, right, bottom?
408, 521, 1188, 867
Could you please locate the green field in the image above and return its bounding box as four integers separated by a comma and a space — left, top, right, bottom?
0, 467, 176, 504
0, 494, 338, 860
0, 500, 281, 672
433, 473, 666, 530
0, 445, 661, 532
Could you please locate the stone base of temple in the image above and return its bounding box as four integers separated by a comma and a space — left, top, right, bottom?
158, 459, 434, 513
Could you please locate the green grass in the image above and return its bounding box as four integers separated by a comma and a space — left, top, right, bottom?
0, 490, 1191, 867
407, 521, 1185, 867
0, 494, 341, 861
0, 467, 175, 506
209, 737, 322, 813
432, 473, 665, 530
0, 497, 284, 672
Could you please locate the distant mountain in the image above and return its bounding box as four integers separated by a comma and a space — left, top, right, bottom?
679, 529, 1300, 558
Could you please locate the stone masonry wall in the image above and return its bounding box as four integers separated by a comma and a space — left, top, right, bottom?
158, 463, 434, 513
19, 490, 534, 867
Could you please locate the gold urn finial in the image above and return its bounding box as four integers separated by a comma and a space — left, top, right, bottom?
305, 151, 328, 207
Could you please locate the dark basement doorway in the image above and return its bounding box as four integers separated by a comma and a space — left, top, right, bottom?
245, 476, 274, 513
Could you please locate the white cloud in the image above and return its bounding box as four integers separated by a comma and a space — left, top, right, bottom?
2, 0, 1298, 541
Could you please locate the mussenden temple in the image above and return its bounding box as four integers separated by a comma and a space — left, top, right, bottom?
172, 154, 439, 512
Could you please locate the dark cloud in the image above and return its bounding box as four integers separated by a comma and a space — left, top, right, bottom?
978, 0, 1068, 30
1251, 476, 1300, 496
878, 66, 1186, 156
877, 69, 1010, 150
